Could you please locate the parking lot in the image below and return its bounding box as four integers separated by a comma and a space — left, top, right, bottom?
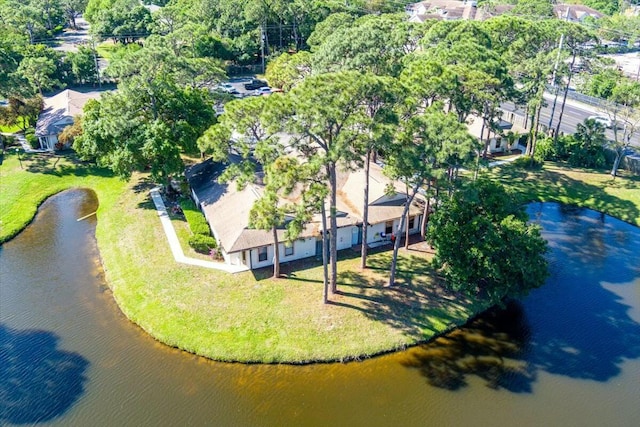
214, 76, 272, 98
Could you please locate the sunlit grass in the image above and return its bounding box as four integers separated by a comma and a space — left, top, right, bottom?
488, 161, 640, 227
0, 151, 124, 243
101, 182, 485, 362
0, 117, 26, 133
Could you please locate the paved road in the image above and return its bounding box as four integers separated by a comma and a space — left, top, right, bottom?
502, 95, 640, 149
55, 17, 91, 52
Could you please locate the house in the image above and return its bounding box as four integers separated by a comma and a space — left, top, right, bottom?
186, 157, 424, 271
407, 0, 477, 23
466, 114, 527, 154
406, 1, 603, 23
35, 89, 105, 150
553, 4, 604, 22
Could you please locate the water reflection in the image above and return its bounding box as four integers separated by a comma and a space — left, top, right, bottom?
0, 325, 89, 424
403, 301, 534, 392
403, 202, 640, 394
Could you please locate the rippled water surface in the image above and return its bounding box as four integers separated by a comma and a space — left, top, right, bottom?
1, 192, 639, 426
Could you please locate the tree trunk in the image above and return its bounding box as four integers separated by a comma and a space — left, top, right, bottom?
611, 151, 622, 179
272, 226, 280, 278
529, 104, 543, 161
328, 162, 338, 294
420, 180, 432, 240
389, 180, 422, 286
404, 183, 410, 250
360, 149, 371, 269
321, 202, 329, 304
526, 109, 536, 156
554, 50, 577, 143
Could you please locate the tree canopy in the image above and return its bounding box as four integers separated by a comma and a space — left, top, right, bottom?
427, 178, 549, 302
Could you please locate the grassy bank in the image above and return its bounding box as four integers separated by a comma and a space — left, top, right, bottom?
98, 174, 485, 362
0, 151, 125, 244
489, 162, 640, 227
2, 154, 639, 363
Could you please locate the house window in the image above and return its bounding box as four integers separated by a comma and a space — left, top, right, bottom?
409, 216, 416, 229
284, 243, 294, 257
385, 221, 393, 235
258, 246, 268, 262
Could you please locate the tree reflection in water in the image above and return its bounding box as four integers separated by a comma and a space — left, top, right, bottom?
402, 301, 536, 392
0, 325, 89, 424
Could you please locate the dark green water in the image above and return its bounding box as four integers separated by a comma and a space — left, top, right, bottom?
1, 190, 639, 426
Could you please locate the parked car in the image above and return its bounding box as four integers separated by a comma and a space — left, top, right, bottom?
587, 115, 614, 128
244, 79, 268, 90
254, 87, 272, 96
213, 83, 239, 95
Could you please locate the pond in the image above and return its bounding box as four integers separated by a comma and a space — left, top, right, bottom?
1, 190, 639, 426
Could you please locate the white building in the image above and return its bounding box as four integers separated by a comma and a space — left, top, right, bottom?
186, 157, 424, 271
35, 89, 104, 151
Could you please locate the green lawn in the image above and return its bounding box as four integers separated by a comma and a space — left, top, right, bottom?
2, 154, 639, 363
0, 151, 125, 244
96, 41, 124, 60
0, 117, 26, 133
489, 162, 640, 227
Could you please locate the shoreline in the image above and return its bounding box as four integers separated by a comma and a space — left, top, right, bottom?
2, 154, 639, 363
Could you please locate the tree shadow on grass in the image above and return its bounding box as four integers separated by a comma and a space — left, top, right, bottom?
22, 153, 113, 179
0, 324, 89, 424
330, 253, 476, 339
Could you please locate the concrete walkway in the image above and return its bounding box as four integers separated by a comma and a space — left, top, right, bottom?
149, 188, 249, 274
2, 132, 48, 153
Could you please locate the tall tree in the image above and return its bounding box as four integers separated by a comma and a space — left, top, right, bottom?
198, 95, 306, 279
265, 51, 312, 91
277, 71, 370, 294
75, 46, 215, 183
312, 13, 423, 77
67, 46, 98, 85
385, 105, 476, 286
358, 74, 400, 269
0, 96, 43, 131
61, 0, 88, 29
16, 53, 59, 95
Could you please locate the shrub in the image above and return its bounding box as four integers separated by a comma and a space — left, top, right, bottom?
568, 145, 606, 169
188, 234, 217, 253
24, 130, 39, 149
512, 155, 543, 170
179, 198, 211, 236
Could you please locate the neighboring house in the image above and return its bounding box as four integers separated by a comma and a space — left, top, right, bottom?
35, 89, 104, 151
186, 157, 424, 271
467, 114, 526, 154
553, 4, 604, 22
407, 0, 477, 23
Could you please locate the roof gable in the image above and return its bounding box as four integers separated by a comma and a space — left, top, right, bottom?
35, 89, 105, 137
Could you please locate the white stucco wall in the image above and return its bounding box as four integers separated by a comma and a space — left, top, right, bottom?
336, 226, 353, 250
238, 237, 317, 269
367, 223, 388, 244
280, 237, 316, 262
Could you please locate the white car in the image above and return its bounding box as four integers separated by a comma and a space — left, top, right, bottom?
587, 115, 613, 128
254, 87, 272, 96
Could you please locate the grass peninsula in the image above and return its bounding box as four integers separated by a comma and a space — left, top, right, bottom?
1, 151, 639, 363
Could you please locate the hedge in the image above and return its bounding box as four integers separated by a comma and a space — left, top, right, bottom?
188, 234, 217, 253
179, 198, 211, 236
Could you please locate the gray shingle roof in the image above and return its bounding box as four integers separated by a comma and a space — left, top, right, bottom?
35, 89, 105, 137
187, 158, 424, 254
